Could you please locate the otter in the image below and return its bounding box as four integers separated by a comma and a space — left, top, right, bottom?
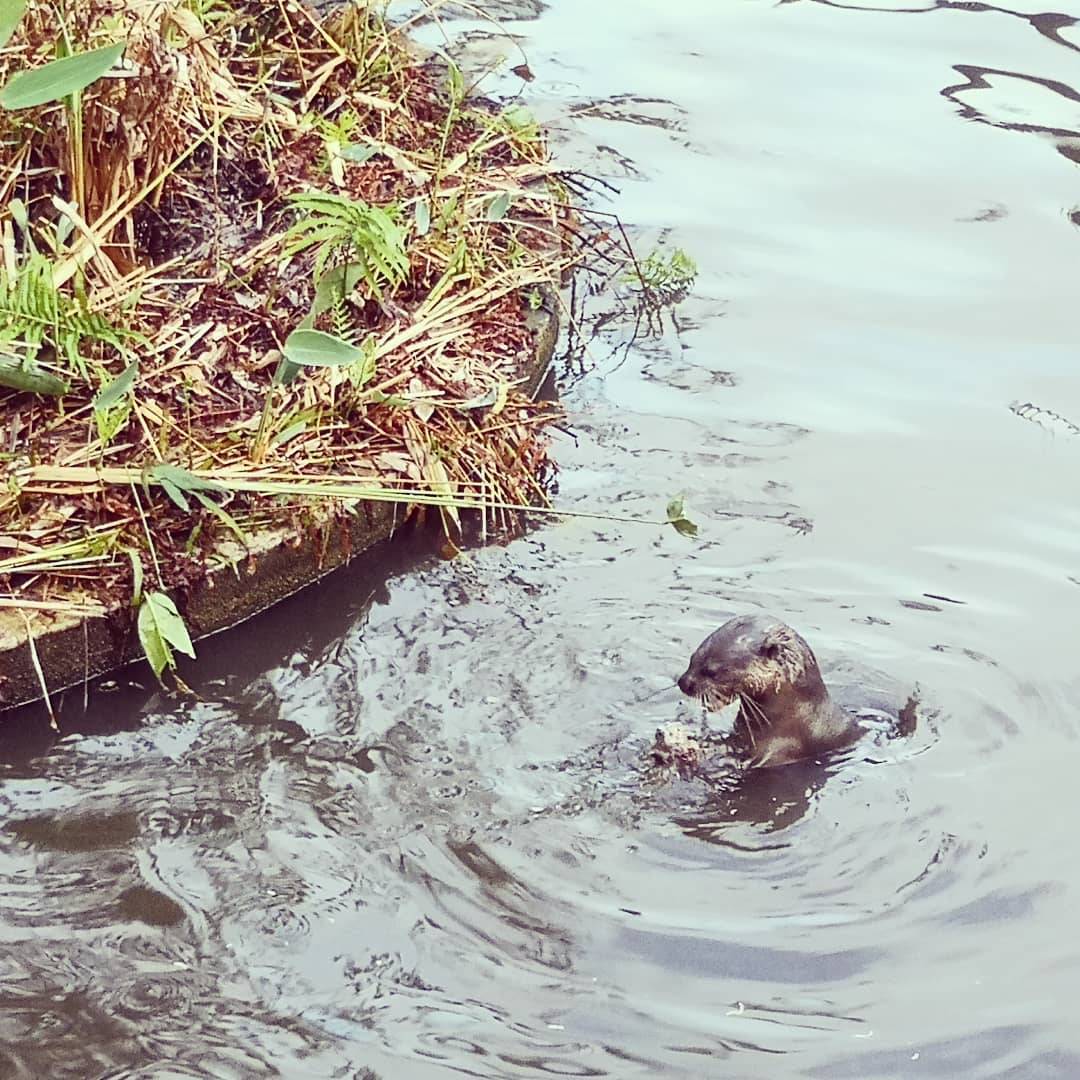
676, 613, 862, 768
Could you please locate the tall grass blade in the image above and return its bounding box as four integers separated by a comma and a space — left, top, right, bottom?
0, 42, 125, 110
0, 0, 27, 50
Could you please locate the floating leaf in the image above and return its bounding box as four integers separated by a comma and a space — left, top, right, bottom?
0, 42, 125, 110
666, 495, 699, 538
137, 590, 195, 682
283, 328, 364, 367
0, 0, 27, 50
486, 191, 511, 222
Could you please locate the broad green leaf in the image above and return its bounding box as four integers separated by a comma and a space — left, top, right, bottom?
138, 590, 195, 680
138, 600, 171, 680
150, 592, 195, 657
283, 328, 364, 367
93, 360, 138, 412
486, 191, 511, 222
0, 0, 26, 50
0, 42, 125, 110
0, 354, 68, 395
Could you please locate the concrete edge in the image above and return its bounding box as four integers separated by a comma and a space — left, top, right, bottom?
0, 296, 559, 713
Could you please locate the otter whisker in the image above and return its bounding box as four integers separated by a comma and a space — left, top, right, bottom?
739, 698, 757, 748
739, 692, 772, 738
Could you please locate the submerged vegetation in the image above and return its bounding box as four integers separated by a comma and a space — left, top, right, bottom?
0, 0, 592, 685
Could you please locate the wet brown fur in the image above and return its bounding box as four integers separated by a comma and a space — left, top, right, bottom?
678, 614, 862, 768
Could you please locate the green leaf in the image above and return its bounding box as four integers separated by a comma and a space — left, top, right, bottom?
368, 390, 408, 407
0, 354, 68, 395
160, 477, 189, 511
192, 490, 246, 545
283, 328, 364, 367
273, 355, 303, 387
138, 601, 171, 680
152, 592, 195, 657
93, 360, 137, 412
0, 42, 126, 110
138, 590, 195, 681
486, 191, 511, 222
0, 0, 27, 50
311, 263, 366, 318
151, 463, 225, 495
347, 338, 377, 389
666, 494, 699, 539
8, 194, 27, 231
93, 397, 130, 445
447, 60, 464, 104
270, 419, 307, 448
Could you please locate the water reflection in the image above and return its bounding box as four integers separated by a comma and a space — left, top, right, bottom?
942, 65, 1080, 137
805, 0, 1079, 56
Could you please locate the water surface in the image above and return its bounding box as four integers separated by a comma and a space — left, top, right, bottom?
3, 1, 1079, 1076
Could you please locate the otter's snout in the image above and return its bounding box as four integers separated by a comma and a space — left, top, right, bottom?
677, 671, 696, 696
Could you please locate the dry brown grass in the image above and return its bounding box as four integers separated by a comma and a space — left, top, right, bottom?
0, 0, 581, 619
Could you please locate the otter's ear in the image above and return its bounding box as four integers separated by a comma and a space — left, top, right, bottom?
763, 625, 801, 682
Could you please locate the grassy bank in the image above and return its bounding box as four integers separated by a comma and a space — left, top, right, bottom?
0, 0, 580, 685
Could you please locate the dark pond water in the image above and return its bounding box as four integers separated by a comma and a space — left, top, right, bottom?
3, 1, 1080, 1076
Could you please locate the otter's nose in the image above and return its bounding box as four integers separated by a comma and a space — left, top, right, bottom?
677, 671, 695, 696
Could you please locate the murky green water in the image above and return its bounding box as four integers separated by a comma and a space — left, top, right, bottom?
3, 1, 1080, 1076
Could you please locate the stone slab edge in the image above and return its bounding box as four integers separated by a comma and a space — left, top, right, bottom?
0, 300, 559, 713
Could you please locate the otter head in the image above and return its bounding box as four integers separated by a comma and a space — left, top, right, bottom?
677, 614, 842, 767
